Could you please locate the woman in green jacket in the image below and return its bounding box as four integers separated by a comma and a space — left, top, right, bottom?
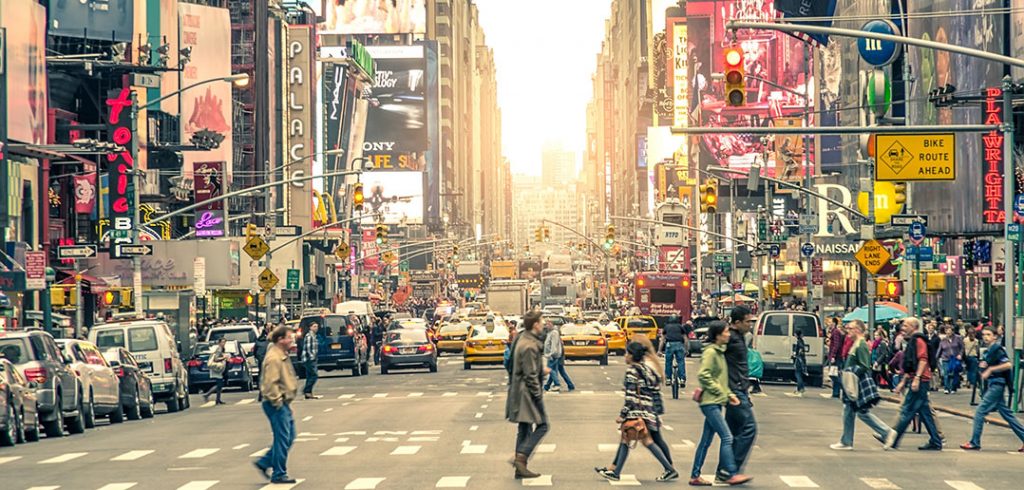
689, 322, 751, 486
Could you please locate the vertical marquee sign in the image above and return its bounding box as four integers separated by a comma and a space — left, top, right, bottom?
105, 88, 138, 240
982, 87, 1004, 224
193, 161, 226, 237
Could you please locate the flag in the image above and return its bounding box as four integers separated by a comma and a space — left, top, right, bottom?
73, 174, 97, 214
773, 0, 837, 47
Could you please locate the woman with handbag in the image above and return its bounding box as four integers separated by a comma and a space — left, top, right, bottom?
594, 336, 678, 482
203, 338, 229, 405
830, 320, 895, 450
689, 322, 751, 486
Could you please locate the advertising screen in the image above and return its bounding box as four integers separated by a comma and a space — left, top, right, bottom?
363, 45, 428, 172
360, 171, 424, 225
322, 0, 426, 35
48, 0, 134, 42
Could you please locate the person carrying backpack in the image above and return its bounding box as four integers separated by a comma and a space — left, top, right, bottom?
960, 326, 1024, 452
887, 317, 943, 450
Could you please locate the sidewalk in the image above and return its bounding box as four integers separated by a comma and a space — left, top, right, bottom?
878, 385, 1018, 429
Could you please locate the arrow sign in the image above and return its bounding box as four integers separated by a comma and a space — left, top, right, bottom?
58, 245, 98, 259
891, 214, 929, 227
114, 244, 154, 257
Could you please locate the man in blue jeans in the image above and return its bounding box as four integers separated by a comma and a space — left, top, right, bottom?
888, 317, 943, 450
661, 315, 688, 388
960, 326, 1024, 452
301, 322, 321, 399
256, 326, 300, 484
543, 322, 575, 391
716, 306, 758, 484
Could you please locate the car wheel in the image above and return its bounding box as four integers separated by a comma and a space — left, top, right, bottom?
66, 395, 87, 434
141, 389, 155, 419
463, 362, 471, 370
1, 402, 17, 446
127, 388, 142, 421
600, 353, 609, 366
429, 363, 438, 373
82, 392, 96, 429
42, 396, 64, 438
166, 385, 181, 413
24, 405, 40, 442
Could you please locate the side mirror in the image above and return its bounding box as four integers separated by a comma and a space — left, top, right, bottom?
107, 360, 121, 369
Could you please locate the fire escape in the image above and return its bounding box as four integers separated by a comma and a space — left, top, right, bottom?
229, 0, 258, 231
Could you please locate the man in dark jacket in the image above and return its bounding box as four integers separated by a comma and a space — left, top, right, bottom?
505, 311, 549, 479
661, 315, 688, 388
827, 320, 847, 398
717, 305, 758, 484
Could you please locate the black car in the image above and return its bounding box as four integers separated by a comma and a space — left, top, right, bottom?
103, 348, 155, 420
186, 341, 255, 392
0, 358, 40, 446
380, 329, 438, 374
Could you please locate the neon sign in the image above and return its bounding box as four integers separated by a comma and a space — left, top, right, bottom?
195, 211, 226, 238
105, 88, 137, 238
982, 87, 1004, 224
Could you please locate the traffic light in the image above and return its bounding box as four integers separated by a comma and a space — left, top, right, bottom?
245, 293, 255, 306
102, 291, 118, 307
543, 227, 550, 241
245, 223, 258, 238
699, 178, 719, 213
535, 227, 543, 242
353, 183, 365, 212
453, 244, 459, 255
893, 182, 907, 206
604, 225, 616, 250
876, 278, 903, 298
723, 46, 745, 107
381, 224, 389, 244
375, 224, 385, 245
681, 275, 691, 288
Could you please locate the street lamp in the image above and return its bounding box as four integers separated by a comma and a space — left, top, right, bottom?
142, 73, 251, 110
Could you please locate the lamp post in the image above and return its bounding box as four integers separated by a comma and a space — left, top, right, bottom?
141, 73, 250, 110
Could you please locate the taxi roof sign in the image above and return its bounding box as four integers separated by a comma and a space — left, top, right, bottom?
874, 133, 955, 181
855, 239, 891, 275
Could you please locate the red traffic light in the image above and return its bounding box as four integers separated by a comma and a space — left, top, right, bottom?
725, 47, 742, 67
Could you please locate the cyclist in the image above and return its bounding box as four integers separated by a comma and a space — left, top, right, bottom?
661, 315, 688, 390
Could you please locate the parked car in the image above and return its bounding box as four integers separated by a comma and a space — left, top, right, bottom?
187, 340, 256, 392
0, 330, 84, 437
752, 311, 825, 387
0, 358, 40, 446
380, 329, 438, 374
55, 339, 124, 427
102, 348, 155, 420
90, 320, 190, 412
294, 314, 370, 378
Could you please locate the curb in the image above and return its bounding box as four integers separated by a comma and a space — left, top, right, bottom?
880, 394, 1011, 429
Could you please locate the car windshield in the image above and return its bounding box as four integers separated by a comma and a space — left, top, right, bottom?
547, 316, 567, 326
440, 323, 470, 333
385, 330, 428, 344
470, 325, 509, 340
0, 338, 31, 364
95, 330, 126, 350
209, 329, 256, 344
561, 324, 601, 336
301, 316, 352, 337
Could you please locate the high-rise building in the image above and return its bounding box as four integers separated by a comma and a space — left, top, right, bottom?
541, 141, 576, 185
512, 174, 580, 252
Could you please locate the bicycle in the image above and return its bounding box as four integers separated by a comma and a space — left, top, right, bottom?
670, 367, 681, 400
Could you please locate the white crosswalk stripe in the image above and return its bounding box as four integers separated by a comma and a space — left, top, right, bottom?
338, 394, 356, 399
861, 478, 902, 489
178, 448, 219, 459
442, 392, 458, 397
408, 392, 424, 397
0, 456, 23, 465
536, 444, 556, 453
175, 481, 219, 490
200, 401, 216, 408
598, 444, 618, 452
344, 477, 385, 489
946, 482, 985, 490
521, 475, 553, 486
609, 474, 640, 486
39, 453, 88, 464
372, 393, 388, 398
460, 444, 487, 454
111, 450, 154, 461
436, 476, 471, 488
321, 446, 357, 456
249, 448, 269, 458
390, 445, 421, 455
780, 475, 819, 488
259, 478, 304, 490
236, 399, 255, 405
95, 484, 137, 490
25, 486, 60, 490
232, 444, 250, 450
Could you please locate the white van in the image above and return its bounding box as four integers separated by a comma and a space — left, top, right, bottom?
751, 311, 825, 387
335, 300, 375, 331
90, 320, 191, 412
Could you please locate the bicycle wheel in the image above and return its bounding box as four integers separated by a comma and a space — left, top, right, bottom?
671, 373, 680, 399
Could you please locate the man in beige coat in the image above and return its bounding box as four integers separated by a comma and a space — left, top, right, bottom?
505, 311, 549, 479
255, 326, 299, 484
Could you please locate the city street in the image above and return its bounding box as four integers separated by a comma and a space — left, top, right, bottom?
2, 355, 1022, 490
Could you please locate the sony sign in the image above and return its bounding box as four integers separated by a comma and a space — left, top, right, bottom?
287, 26, 313, 232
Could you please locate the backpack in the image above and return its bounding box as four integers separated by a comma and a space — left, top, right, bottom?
902, 333, 939, 374
747, 348, 764, 379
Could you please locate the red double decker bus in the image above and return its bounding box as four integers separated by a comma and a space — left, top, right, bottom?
634, 272, 692, 325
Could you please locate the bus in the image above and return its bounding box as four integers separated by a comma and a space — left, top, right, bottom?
634, 272, 692, 327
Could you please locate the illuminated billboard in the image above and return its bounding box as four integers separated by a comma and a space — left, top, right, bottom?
1, 0, 47, 145
363, 45, 428, 171
322, 0, 426, 35
360, 171, 424, 225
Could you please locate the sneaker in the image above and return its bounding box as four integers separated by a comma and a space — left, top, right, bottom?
1018, 445, 1024, 453
550, 386, 561, 392
270, 476, 297, 484
597, 468, 620, 481
944, 390, 950, 394
830, 443, 854, 451
657, 469, 679, 482
959, 442, 981, 450
725, 474, 753, 485
688, 477, 713, 486
918, 443, 942, 451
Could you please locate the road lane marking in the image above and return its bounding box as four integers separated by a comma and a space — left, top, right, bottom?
338, 394, 355, 399
324, 408, 334, 412
320, 446, 357, 456
25, 487, 60, 490
819, 393, 832, 398
336, 431, 366, 435
335, 437, 350, 442
581, 390, 595, 394
460, 444, 487, 454
436, 476, 470, 488
409, 436, 440, 442
476, 391, 492, 396
945, 482, 985, 490
258, 478, 304, 490
662, 424, 674, 431
200, 401, 216, 408
249, 448, 268, 457
469, 426, 479, 431
598, 444, 618, 452
861, 478, 902, 489
442, 392, 458, 397
474, 412, 483, 418
232, 444, 250, 450
298, 432, 326, 436
366, 437, 399, 442
411, 430, 442, 435
343, 402, 352, 406
481, 404, 489, 408
610, 474, 640, 486
178, 448, 220, 459
236, 399, 255, 405
390, 445, 421, 455
372, 393, 388, 398
1, 456, 23, 465
408, 392, 424, 397
96, 484, 137, 490
39, 452, 88, 464
301, 416, 313, 422
294, 438, 318, 442
111, 450, 154, 461
779, 476, 819, 488
521, 475, 552, 486
536, 444, 556, 453
176, 481, 219, 490
344, 477, 385, 489
375, 431, 408, 435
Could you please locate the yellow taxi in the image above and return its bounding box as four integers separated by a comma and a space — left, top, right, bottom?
617, 315, 659, 341
463, 320, 510, 370
435, 321, 472, 354
595, 321, 626, 355
560, 323, 609, 365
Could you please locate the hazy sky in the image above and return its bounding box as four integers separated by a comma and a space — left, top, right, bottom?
475, 0, 613, 176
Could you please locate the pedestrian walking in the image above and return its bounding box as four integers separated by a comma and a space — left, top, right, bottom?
829, 320, 895, 451
595, 335, 678, 483
255, 326, 299, 484
254, 324, 270, 402
661, 315, 688, 390
301, 322, 321, 399
202, 338, 229, 405
888, 317, 943, 450
827, 320, 846, 398
790, 328, 808, 396
963, 329, 980, 389
505, 311, 549, 479
543, 321, 575, 392
689, 321, 752, 486
938, 325, 964, 394
960, 326, 1024, 452
870, 330, 892, 389
716, 306, 758, 483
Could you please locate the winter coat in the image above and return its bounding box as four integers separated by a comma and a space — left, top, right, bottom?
698, 343, 733, 406
620, 361, 665, 430
505, 330, 546, 424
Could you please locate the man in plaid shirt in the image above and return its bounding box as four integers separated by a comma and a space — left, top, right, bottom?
302, 322, 321, 399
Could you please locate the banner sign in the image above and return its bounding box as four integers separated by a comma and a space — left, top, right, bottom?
773, 0, 838, 47
982, 87, 1004, 224
193, 161, 225, 237
288, 26, 314, 233
73, 173, 97, 214
104, 88, 137, 241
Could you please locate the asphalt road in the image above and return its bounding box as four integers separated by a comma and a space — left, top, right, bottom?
1, 353, 1022, 490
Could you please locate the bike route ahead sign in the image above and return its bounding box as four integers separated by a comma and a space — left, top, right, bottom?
874, 133, 955, 181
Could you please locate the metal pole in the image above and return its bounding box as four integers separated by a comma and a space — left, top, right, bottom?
1001, 75, 1019, 410
803, 44, 813, 312
671, 125, 996, 135
74, 260, 82, 337
867, 162, 876, 330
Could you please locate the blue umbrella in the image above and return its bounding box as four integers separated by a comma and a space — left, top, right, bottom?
842, 304, 908, 324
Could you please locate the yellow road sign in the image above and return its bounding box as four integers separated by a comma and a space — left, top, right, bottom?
855, 239, 891, 275
258, 268, 279, 291
335, 242, 350, 260
874, 133, 955, 181
244, 236, 270, 260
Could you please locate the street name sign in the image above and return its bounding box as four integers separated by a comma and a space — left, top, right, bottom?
244, 236, 270, 261
274, 226, 301, 237
113, 244, 154, 258
874, 133, 955, 181
258, 268, 279, 291
891, 214, 929, 227
58, 245, 98, 259
855, 239, 891, 275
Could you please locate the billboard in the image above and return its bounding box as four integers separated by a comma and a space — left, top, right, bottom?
288, 26, 315, 233
178, 3, 233, 177
193, 161, 225, 238
322, 0, 426, 35
363, 45, 428, 172
47, 0, 134, 42
361, 171, 424, 225
1, 0, 47, 145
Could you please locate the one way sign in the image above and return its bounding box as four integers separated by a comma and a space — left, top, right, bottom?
113, 244, 154, 258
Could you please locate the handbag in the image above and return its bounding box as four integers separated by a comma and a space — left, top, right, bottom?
841, 367, 860, 399
691, 387, 704, 403
619, 418, 648, 448
825, 364, 840, 378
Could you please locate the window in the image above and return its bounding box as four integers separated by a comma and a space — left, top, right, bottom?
561, 325, 601, 336
82, 346, 108, 366
761, 315, 789, 336
0, 339, 31, 364
792, 316, 820, 337
68, 344, 87, 363
650, 288, 677, 303
96, 330, 127, 350
471, 325, 509, 339
550, 286, 568, 296
385, 330, 428, 344
209, 329, 256, 344
128, 327, 159, 351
